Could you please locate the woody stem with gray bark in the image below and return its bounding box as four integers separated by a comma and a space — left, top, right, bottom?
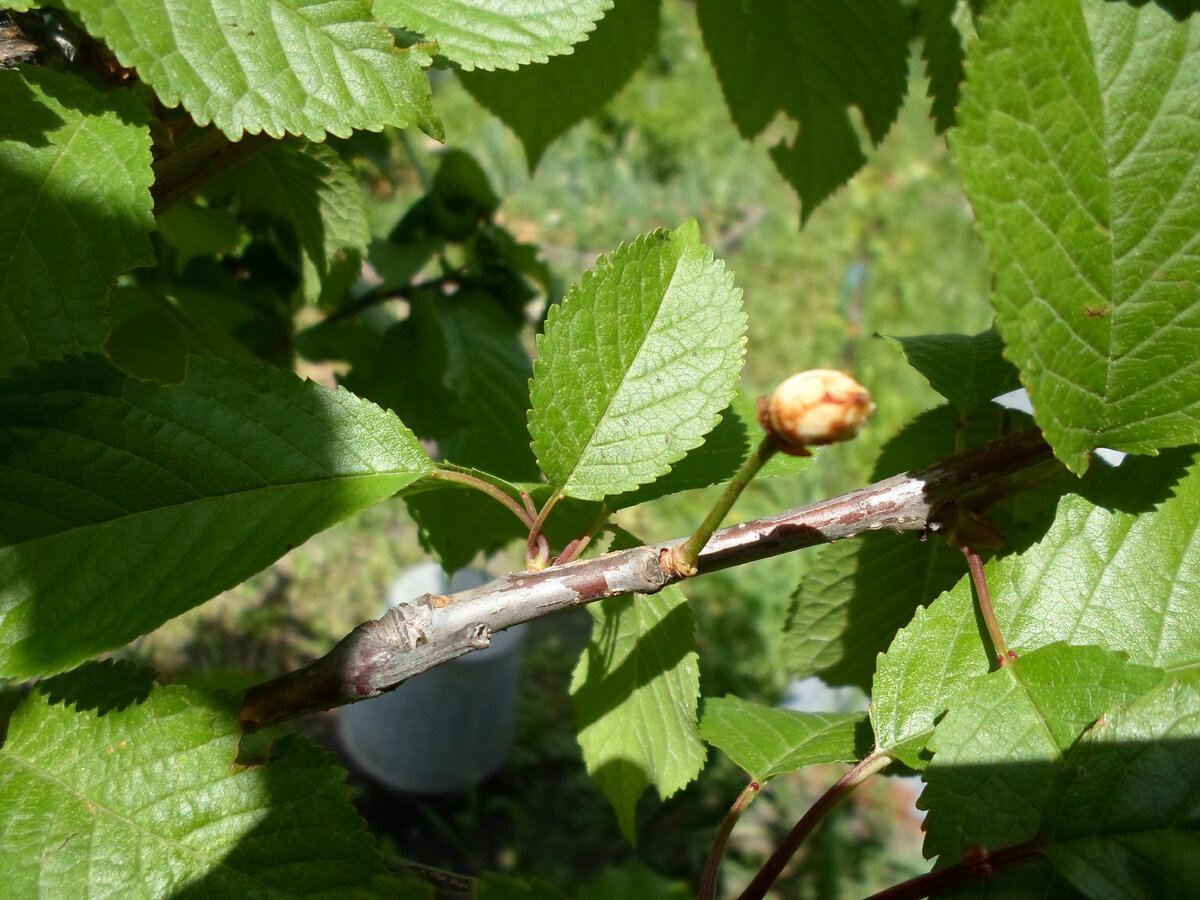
238, 428, 1052, 731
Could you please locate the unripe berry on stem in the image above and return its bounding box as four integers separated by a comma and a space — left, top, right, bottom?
758, 369, 875, 455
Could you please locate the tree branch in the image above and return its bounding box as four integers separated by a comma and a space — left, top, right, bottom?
238, 428, 1053, 731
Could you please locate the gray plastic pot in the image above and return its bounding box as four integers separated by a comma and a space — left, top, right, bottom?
337, 562, 526, 793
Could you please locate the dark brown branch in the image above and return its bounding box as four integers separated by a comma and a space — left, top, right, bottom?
238, 428, 1053, 731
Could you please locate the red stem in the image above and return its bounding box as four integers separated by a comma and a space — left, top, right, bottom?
699, 780, 761, 900
862, 839, 1043, 900
737, 750, 892, 900
960, 543, 1013, 664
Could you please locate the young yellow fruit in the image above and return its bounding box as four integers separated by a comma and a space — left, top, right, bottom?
758, 369, 875, 453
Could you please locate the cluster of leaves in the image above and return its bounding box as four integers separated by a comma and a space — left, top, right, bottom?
1, 1, 1199, 898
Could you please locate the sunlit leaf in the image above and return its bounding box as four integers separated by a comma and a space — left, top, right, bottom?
528, 220, 745, 502
952, 0, 1200, 471
376, 0, 611, 71
571, 585, 706, 843
0, 660, 410, 899
65, 0, 441, 140
700, 696, 866, 782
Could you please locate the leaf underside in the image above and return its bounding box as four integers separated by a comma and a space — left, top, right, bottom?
458, 0, 660, 168
952, 0, 1200, 472
571, 585, 706, 843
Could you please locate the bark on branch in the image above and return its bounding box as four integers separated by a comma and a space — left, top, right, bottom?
238, 428, 1054, 731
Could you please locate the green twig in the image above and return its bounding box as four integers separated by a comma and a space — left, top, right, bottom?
667, 435, 780, 576
737, 749, 893, 900
428, 468, 534, 528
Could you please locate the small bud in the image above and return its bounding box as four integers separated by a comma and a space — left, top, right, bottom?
758, 369, 875, 453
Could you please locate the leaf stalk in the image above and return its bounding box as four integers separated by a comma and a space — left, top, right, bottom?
668, 434, 780, 576
736, 749, 893, 900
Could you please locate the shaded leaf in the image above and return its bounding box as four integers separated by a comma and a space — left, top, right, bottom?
341, 291, 539, 480
210, 140, 371, 308
1043, 675, 1200, 898
528, 220, 745, 501
920, 643, 1165, 862
0, 354, 431, 678
879, 328, 1021, 413
918, 0, 969, 133
0, 660, 407, 899
696, 0, 909, 222
951, 0, 1200, 472
104, 288, 259, 383
376, 0, 611, 71
458, 0, 659, 168
700, 695, 866, 782
570, 585, 706, 843
0, 67, 153, 376
66, 0, 441, 140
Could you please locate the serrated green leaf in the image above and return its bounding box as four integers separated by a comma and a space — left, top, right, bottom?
1043, 676, 1200, 898
613, 390, 816, 511
871, 446, 1199, 768
918, 0, 969, 133
430, 293, 540, 479
0, 660, 402, 899
210, 140, 371, 307
696, 0, 909, 223
951, 0, 1200, 473
787, 531, 965, 693
458, 0, 659, 167
870, 586, 989, 768
879, 329, 1021, 413
0, 67, 153, 376
699, 696, 866, 782
920, 643, 1165, 862
376, 0, 611, 72
0, 354, 431, 679
64, 0, 441, 140
570, 585, 706, 843
528, 221, 746, 502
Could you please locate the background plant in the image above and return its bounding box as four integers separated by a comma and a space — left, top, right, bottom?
1, 1, 1198, 898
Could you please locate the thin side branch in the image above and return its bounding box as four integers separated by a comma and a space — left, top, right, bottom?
238, 429, 1053, 731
